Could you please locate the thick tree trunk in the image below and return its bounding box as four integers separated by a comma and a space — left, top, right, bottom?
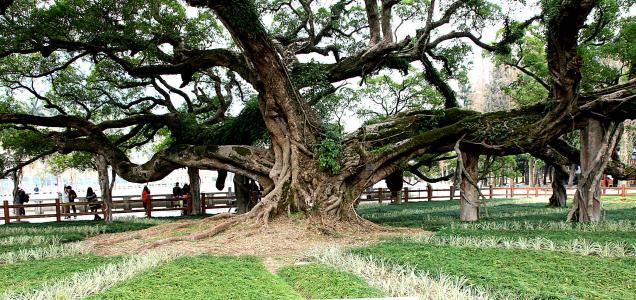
567, 164, 576, 187
95, 155, 113, 223
549, 165, 567, 207
567, 120, 623, 222
188, 167, 202, 215
528, 159, 535, 187
460, 153, 480, 221
11, 169, 22, 219
233, 174, 252, 214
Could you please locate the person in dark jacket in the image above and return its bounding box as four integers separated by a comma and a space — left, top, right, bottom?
172, 182, 183, 208
67, 186, 77, 218
86, 187, 102, 221
15, 188, 28, 217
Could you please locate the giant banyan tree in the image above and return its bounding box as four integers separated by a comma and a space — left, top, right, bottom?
0, 0, 635, 236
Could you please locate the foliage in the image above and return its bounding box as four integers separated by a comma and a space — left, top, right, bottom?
314, 124, 344, 175
48, 151, 95, 174
90, 256, 302, 300
278, 263, 384, 299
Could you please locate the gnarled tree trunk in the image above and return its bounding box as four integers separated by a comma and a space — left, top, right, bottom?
459, 152, 480, 221
549, 165, 567, 207
567, 120, 623, 222
188, 167, 202, 215
233, 174, 252, 214
95, 155, 113, 223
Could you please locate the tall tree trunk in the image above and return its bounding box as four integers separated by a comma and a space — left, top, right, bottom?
11, 168, 22, 218
549, 165, 567, 207
567, 164, 576, 187
187, 167, 202, 215
460, 153, 480, 221
234, 174, 251, 214
567, 120, 623, 222
95, 155, 113, 223
529, 159, 535, 187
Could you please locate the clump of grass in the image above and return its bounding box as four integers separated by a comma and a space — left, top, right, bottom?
403, 234, 636, 257
0, 243, 91, 265
4, 249, 181, 300
0, 225, 106, 238
308, 246, 491, 300
451, 220, 636, 232
279, 263, 384, 299
0, 235, 62, 246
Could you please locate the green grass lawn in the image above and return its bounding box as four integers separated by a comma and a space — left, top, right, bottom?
0, 254, 121, 294
89, 256, 303, 300
355, 196, 636, 299
278, 263, 384, 299
354, 242, 636, 299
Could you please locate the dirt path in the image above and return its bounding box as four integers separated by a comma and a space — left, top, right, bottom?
85, 217, 428, 272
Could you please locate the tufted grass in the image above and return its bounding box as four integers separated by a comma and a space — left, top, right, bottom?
278, 263, 384, 299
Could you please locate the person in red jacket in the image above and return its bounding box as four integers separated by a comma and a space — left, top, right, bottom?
141, 186, 151, 212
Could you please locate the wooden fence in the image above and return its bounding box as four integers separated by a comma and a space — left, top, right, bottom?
358, 185, 636, 203
1, 192, 244, 224
2, 185, 635, 224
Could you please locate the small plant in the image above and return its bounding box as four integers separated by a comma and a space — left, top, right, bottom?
314, 124, 344, 175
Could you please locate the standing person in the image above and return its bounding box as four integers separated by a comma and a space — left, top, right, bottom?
67, 186, 78, 219
86, 187, 102, 221
181, 183, 190, 216
62, 186, 70, 219
14, 188, 28, 218
182, 183, 190, 196
172, 182, 182, 208
141, 186, 151, 212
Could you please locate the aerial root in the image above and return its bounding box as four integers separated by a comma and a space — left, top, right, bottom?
138, 209, 273, 251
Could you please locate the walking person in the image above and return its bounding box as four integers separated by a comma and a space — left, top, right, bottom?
141, 186, 151, 214
67, 186, 78, 219
86, 187, 102, 221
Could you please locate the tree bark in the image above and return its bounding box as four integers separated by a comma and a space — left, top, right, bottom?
11, 168, 22, 218
568, 120, 623, 222
567, 164, 576, 186
460, 153, 480, 221
233, 174, 252, 214
95, 155, 113, 223
188, 167, 202, 215
364, 0, 382, 45
549, 165, 567, 207
528, 159, 535, 187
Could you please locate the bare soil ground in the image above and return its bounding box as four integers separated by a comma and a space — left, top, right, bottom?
85, 216, 427, 272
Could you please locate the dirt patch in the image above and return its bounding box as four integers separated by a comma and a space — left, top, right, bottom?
85, 216, 427, 272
